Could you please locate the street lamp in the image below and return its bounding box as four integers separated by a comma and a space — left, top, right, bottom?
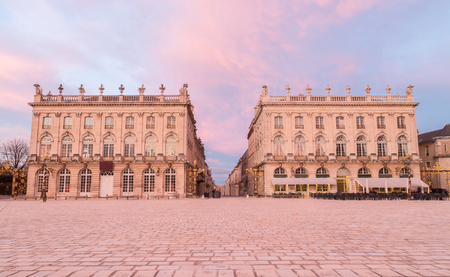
404, 154, 412, 199
40, 155, 50, 202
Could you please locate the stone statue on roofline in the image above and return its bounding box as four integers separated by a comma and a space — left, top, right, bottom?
262, 85, 268, 96
179, 84, 188, 96
365, 85, 371, 95
405, 85, 414, 95
34, 84, 43, 95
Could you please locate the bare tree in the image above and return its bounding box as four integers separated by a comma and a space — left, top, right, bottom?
1, 138, 29, 169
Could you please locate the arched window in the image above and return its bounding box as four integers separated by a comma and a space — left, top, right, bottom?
167, 116, 176, 129
398, 136, 408, 157
146, 116, 155, 129
59, 169, 70, 193
84, 116, 93, 129
145, 136, 156, 157
165, 168, 176, 192
83, 136, 94, 158
315, 136, 326, 156
165, 136, 177, 156
125, 116, 134, 129
122, 168, 134, 193
294, 136, 306, 156
80, 169, 92, 194
143, 168, 155, 192
358, 168, 371, 178
336, 135, 347, 156
379, 167, 392, 178
103, 136, 114, 157
316, 167, 329, 177
377, 136, 388, 157
105, 116, 114, 129
295, 116, 304, 129
295, 167, 308, 178
40, 136, 52, 157
61, 136, 73, 157
37, 168, 49, 193
274, 167, 287, 178
124, 136, 135, 157
356, 136, 367, 157
274, 116, 283, 129
273, 135, 285, 157
400, 167, 412, 178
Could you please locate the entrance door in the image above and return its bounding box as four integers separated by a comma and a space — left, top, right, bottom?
100, 171, 114, 197
337, 167, 351, 193
80, 168, 92, 197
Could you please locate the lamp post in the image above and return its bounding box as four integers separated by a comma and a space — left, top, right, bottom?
404, 154, 412, 199
40, 155, 51, 202
246, 160, 264, 196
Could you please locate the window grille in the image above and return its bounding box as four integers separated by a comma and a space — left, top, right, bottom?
377, 116, 386, 129
165, 168, 176, 192
105, 117, 114, 129
147, 116, 156, 129
80, 169, 92, 193
42, 117, 52, 129
336, 117, 345, 129
122, 168, 134, 193
377, 136, 388, 156
125, 116, 134, 129
64, 117, 72, 129
356, 116, 365, 129
397, 136, 408, 157
124, 136, 135, 157
143, 168, 155, 192
59, 169, 70, 193
336, 136, 347, 156
356, 136, 367, 157
167, 116, 176, 129
316, 116, 324, 129
397, 116, 406, 129
274, 116, 283, 129
295, 116, 304, 129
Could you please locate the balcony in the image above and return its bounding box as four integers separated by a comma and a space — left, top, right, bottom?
398, 124, 406, 129
274, 125, 283, 129
84, 125, 93, 129
42, 125, 51, 129
357, 125, 365, 129
336, 156, 348, 161
274, 155, 286, 161
146, 124, 155, 129
357, 156, 369, 161
125, 125, 134, 129
105, 125, 114, 129
378, 156, 391, 161
336, 125, 345, 129
316, 125, 324, 129
144, 156, 156, 162
315, 156, 328, 161
167, 124, 176, 129
294, 155, 307, 161
63, 125, 72, 129
295, 125, 304, 129
377, 125, 386, 129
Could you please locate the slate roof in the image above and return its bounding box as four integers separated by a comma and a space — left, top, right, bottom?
418, 124, 450, 144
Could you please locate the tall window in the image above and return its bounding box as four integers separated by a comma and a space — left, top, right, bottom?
425, 146, 429, 156
61, 136, 73, 157
83, 136, 94, 158
336, 135, 347, 156
84, 117, 93, 129
377, 136, 388, 157
165, 136, 177, 156
105, 116, 114, 129
37, 168, 49, 193
316, 116, 324, 129
356, 136, 367, 157
80, 169, 92, 193
315, 136, 326, 156
122, 168, 134, 193
377, 116, 385, 129
336, 117, 345, 129
397, 136, 408, 157
103, 136, 115, 157
125, 116, 134, 129
295, 116, 304, 129
143, 168, 155, 192
273, 135, 285, 157
274, 116, 283, 129
43, 117, 52, 129
59, 169, 70, 193
40, 136, 52, 157
145, 136, 156, 157
167, 116, 176, 129
124, 136, 135, 157
64, 117, 72, 129
147, 116, 155, 129
294, 136, 306, 156
397, 116, 406, 129
356, 116, 365, 129
165, 168, 176, 192
400, 168, 411, 178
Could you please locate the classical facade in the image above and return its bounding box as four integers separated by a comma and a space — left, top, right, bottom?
418, 124, 450, 191
232, 84, 421, 196
27, 84, 214, 198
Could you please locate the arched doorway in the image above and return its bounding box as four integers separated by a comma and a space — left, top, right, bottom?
337, 167, 350, 193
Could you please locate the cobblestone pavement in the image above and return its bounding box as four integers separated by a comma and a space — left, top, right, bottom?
1, 198, 450, 277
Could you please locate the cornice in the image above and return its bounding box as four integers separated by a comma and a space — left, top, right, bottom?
260, 102, 419, 107
28, 102, 189, 107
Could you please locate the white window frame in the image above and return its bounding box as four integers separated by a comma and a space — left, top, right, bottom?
165, 168, 176, 192
59, 168, 70, 193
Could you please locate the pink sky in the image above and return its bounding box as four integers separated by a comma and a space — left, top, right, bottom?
1, 0, 449, 184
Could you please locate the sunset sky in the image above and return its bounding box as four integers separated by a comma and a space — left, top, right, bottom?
1, 0, 449, 185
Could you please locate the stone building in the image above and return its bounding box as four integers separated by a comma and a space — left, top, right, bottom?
418, 124, 450, 190
235, 84, 422, 196
27, 83, 213, 198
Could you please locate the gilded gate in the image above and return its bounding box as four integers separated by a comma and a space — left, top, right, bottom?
0, 161, 27, 195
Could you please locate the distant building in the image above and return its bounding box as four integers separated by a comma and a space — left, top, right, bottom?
231, 84, 422, 196
27, 84, 213, 198
418, 124, 450, 190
